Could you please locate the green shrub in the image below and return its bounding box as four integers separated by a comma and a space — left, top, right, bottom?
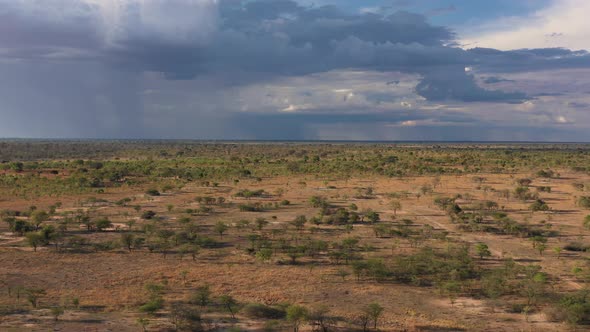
241, 303, 286, 319
145, 189, 160, 196
578, 196, 590, 209
139, 297, 163, 314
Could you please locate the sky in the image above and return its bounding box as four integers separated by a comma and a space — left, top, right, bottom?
1, 0, 590, 141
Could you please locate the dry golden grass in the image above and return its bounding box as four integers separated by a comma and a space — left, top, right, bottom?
1, 170, 589, 331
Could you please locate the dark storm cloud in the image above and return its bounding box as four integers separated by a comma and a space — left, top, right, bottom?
416, 66, 526, 102
0, 0, 553, 103
468, 47, 590, 73
0, 1, 103, 60
227, 109, 590, 142
2, 0, 590, 141
482, 76, 514, 84
230, 102, 486, 136
567, 101, 590, 109
228, 110, 435, 140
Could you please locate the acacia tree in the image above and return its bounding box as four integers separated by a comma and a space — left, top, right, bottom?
121, 233, 135, 252
51, 306, 65, 321
220, 294, 237, 319
95, 218, 113, 231
137, 318, 149, 332
30, 210, 49, 230
291, 215, 307, 232
25, 288, 46, 308
308, 306, 334, 332
286, 304, 309, 332
365, 211, 380, 224
390, 201, 402, 216
189, 244, 200, 261
215, 221, 229, 239
364, 302, 384, 330
192, 285, 211, 307
26, 232, 45, 252
475, 243, 492, 260
529, 199, 550, 213
255, 218, 269, 231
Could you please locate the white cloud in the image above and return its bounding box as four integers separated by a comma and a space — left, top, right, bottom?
400, 120, 417, 126
555, 115, 568, 123
461, 0, 590, 51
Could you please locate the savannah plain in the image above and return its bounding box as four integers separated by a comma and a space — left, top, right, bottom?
1, 141, 590, 331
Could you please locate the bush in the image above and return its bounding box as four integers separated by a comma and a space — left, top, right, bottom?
517, 178, 533, 186
190, 285, 211, 306
234, 189, 266, 198
141, 210, 157, 220
145, 189, 161, 196
578, 196, 590, 209
238, 203, 264, 212
241, 303, 286, 319
564, 242, 590, 252
508, 303, 527, 313
536, 169, 554, 178
309, 196, 328, 208
95, 218, 113, 231
514, 186, 537, 201
139, 297, 164, 314
530, 199, 550, 212
559, 291, 590, 325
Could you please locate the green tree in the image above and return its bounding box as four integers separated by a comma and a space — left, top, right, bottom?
51, 306, 65, 321
336, 269, 350, 281
256, 248, 273, 263
365, 211, 380, 224
137, 317, 149, 332
554, 246, 563, 259
26, 232, 45, 252
308, 306, 334, 332
25, 288, 45, 308
529, 199, 549, 212
255, 217, 269, 231
169, 303, 202, 331
441, 281, 462, 305
4, 217, 32, 235
373, 223, 392, 238
521, 267, 547, 306
140, 283, 165, 315
215, 221, 229, 239
220, 294, 237, 319
10, 162, 24, 172
291, 215, 307, 231
475, 243, 492, 260
192, 285, 211, 307
141, 210, 157, 220
121, 233, 135, 252
390, 201, 402, 216
145, 189, 160, 196
286, 304, 309, 332
363, 302, 384, 330
30, 210, 49, 230
95, 218, 113, 231
309, 196, 328, 208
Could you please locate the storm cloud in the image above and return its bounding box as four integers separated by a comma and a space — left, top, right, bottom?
1, 0, 590, 140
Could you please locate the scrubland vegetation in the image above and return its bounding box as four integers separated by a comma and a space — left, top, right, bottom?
2, 141, 590, 331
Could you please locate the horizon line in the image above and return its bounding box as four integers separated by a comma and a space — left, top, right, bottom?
1, 138, 590, 144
